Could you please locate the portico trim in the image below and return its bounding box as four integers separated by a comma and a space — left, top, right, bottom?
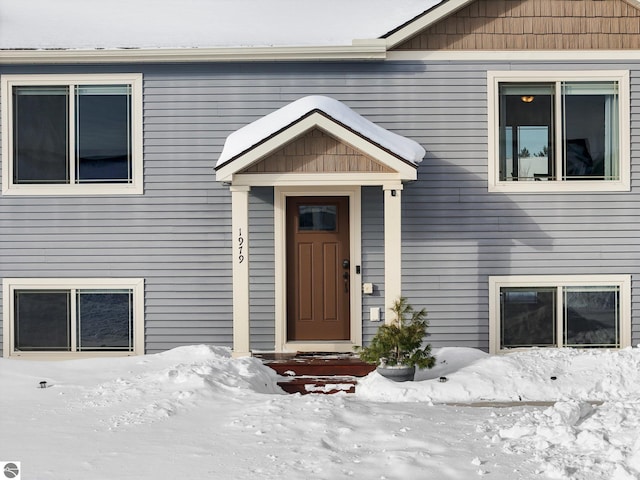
216, 96, 423, 356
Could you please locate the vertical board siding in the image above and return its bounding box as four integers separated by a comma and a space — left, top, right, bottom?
1, 60, 640, 354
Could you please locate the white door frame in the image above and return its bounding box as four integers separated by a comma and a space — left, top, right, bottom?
274, 185, 362, 353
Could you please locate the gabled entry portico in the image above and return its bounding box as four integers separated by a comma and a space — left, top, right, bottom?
216, 96, 425, 357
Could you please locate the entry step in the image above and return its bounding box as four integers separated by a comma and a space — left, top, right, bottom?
277, 375, 358, 395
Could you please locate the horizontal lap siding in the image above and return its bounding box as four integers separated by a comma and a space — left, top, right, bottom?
394, 63, 490, 349
361, 187, 385, 344
249, 187, 276, 351
2, 60, 640, 354
401, 60, 640, 350
0, 65, 236, 355
144, 71, 231, 352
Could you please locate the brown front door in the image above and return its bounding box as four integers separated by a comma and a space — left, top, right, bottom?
286, 196, 350, 341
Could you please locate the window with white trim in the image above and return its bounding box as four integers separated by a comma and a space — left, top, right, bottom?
1, 74, 143, 195
488, 71, 630, 192
2, 279, 144, 358
489, 275, 631, 353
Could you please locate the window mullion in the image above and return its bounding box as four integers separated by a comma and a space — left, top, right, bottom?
70, 288, 78, 352
127, 91, 133, 182
557, 286, 564, 348
68, 84, 76, 185
554, 81, 563, 182
129, 290, 134, 351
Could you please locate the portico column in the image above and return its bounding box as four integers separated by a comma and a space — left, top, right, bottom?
383, 183, 403, 323
230, 185, 251, 357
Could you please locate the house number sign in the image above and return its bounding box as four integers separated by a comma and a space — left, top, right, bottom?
238, 228, 245, 264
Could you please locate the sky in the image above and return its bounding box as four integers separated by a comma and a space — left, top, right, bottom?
0, 0, 444, 49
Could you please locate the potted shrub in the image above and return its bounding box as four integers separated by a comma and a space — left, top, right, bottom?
357, 297, 435, 382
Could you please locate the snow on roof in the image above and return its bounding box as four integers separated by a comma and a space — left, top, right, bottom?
216, 96, 426, 167
0, 0, 444, 50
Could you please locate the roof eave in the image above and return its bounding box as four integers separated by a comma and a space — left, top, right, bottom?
215, 109, 420, 184
0, 40, 387, 64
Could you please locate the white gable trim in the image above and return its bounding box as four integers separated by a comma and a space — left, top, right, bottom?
219, 100, 417, 356
388, 49, 640, 62
231, 173, 408, 187
215, 112, 418, 184
383, 0, 474, 50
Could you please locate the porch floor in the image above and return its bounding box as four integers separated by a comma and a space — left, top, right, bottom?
254, 352, 376, 395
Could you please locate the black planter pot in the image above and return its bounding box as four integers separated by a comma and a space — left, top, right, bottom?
376, 365, 416, 382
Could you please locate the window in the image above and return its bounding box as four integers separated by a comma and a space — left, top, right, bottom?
489, 275, 631, 353
488, 71, 629, 192
1, 74, 143, 195
3, 278, 144, 358
298, 205, 337, 231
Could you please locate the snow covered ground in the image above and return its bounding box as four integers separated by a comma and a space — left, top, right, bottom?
2, 345, 640, 480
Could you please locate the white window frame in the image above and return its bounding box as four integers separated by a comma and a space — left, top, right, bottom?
2, 278, 145, 359
1, 74, 143, 196
487, 70, 630, 193
489, 275, 631, 354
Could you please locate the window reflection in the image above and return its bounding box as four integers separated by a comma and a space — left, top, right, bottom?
564, 287, 619, 347
299, 205, 337, 231
498, 80, 620, 182
501, 287, 556, 348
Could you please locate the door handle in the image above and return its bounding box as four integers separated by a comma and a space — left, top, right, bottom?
343, 271, 349, 293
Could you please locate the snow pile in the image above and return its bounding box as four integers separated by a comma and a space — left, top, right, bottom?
4, 345, 282, 431
217, 95, 426, 167
357, 346, 640, 403
4, 345, 640, 479
0, 0, 444, 50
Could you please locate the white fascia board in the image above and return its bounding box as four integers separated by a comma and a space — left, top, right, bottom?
216, 113, 417, 183
231, 172, 410, 187
0, 41, 387, 65
388, 50, 640, 62
384, 0, 475, 50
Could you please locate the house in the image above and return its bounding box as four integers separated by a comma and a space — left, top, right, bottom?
1, 0, 639, 360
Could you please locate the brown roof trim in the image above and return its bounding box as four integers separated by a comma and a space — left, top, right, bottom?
380, 0, 451, 39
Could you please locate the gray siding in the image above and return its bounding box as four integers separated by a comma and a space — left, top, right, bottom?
361, 186, 386, 344
1, 60, 640, 354
249, 187, 276, 351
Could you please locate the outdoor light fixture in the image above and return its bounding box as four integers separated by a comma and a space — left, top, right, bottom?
520, 95, 535, 103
